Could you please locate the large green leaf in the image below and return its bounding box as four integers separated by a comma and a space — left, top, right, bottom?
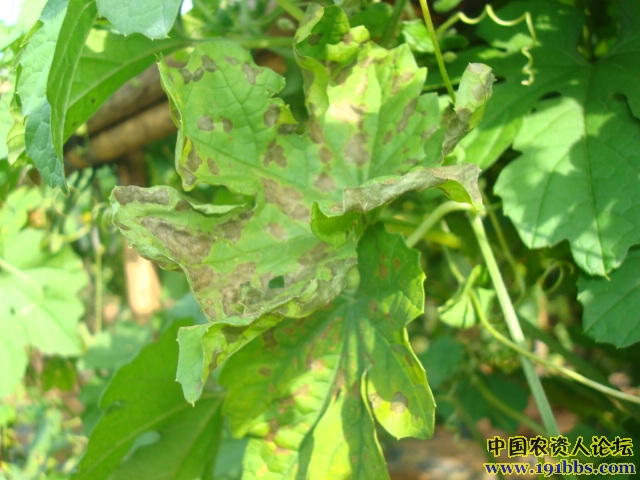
111, 5, 487, 404
71, 320, 224, 480
0, 199, 87, 397
15, 0, 70, 189
578, 249, 640, 348
96, 0, 182, 39
459, 0, 640, 276
219, 225, 433, 478
47, 0, 97, 165
63, 28, 185, 138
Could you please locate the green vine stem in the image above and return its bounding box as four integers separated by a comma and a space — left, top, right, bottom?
406, 201, 473, 248
275, 0, 305, 22
381, 0, 408, 48
436, 4, 537, 85
468, 213, 560, 437
469, 289, 640, 406
417, 0, 457, 102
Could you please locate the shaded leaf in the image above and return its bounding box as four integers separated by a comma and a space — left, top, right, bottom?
450, 0, 640, 276
96, 0, 182, 39
71, 320, 224, 480
438, 265, 495, 329
578, 249, 640, 348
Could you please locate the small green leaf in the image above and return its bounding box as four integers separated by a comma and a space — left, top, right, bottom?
96, 0, 182, 39
578, 249, 640, 348
71, 320, 224, 480
438, 265, 495, 329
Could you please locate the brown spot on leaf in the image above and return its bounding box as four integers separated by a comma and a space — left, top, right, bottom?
258, 367, 272, 377
207, 158, 220, 175
309, 359, 325, 371
265, 418, 279, 442
179, 68, 192, 84
369, 300, 378, 313
309, 119, 323, 143
186, 149, 202, 172
278, 123, 297, 135
344, 133, 369, 166
262, 178, 309, 221
242, 62, 261, 85
358, 55, 375, 69
404, 353, 415, 368
314, 172, 335, 192
222, 325, 246, 345
266, 222, 286, 239
197, 115, 215, 131
378, 263, 389, 279
293, 384, 310, 398
140, 218, 211, 263
396, 99, 417, 133
224, 56, 238, 65
298, 243, 329, 265
179, 165, 197, 188
392, 71, 416, 95
342, 32, 353, 45
263, 328, 278, 350
220, 218, 244, 243
221, 117, 233, 133
202, 54, 217, 72
263, 140, 286, 167
393, 258, 401, 269
192, 67, 204, 82
383, 131, 393, 145
264, 104, 280, 127
185, 265, 215, 292
113, 187, 170, 206
307, 32, 322, 46
368, 391, 382, 409
391, 392, 409, 414
175, 199, 191, 212
319, 146, 333, 164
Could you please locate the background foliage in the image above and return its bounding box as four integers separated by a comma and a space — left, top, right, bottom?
1, 0, 639, 479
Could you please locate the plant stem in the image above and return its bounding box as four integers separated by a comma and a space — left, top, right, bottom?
417, 0, 456, 102
381, 0, 407, 48
406, 201, 473, 248
468, 213, 560, 436
275, 0, 305, 22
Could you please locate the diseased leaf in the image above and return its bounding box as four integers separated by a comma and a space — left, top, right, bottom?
96, 0, 182, 39
578, 249, 640, 348
111, 5, 485, 406
452, 0, 640, 276
71, 320, 224, 480
219, 226, 433, 477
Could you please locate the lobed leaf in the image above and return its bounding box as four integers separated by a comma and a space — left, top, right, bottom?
578, 249, 640, 348
96, 0, 182, 39
71, 320, 224, 480
111, 5, 487, 405
219, 226, 434, 477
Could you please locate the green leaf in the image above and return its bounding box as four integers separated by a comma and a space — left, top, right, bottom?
0, 228, 87, 397
71, 320, 224, 480
219, 225, 433, 477
578, 249, 640, 348
455, 0, 640, 276
112, 5, 486, 404
64, 28, 185, 138
438, 265, 495, 329
47, 0, 97, 166
96, 0, 182, 39
15, 0, 70, 189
